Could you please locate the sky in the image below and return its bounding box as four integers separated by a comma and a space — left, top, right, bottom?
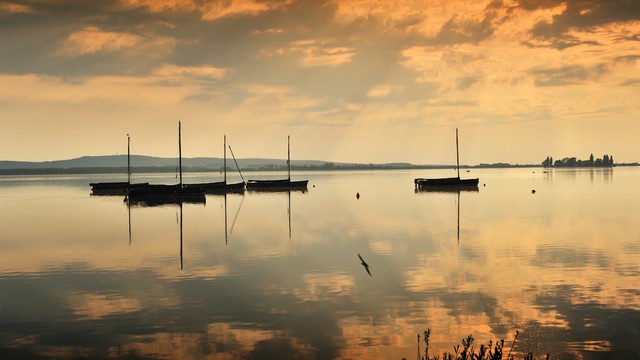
0, 0, 639, 165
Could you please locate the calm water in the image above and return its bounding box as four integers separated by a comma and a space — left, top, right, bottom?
0, 168, 638, 359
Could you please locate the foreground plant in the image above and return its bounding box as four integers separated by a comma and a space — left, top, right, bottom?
408, 329, 549, 360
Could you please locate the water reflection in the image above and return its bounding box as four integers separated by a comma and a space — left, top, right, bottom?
127, 195, 206, 207
415, 186, 478, 244
1, 169, 639, 359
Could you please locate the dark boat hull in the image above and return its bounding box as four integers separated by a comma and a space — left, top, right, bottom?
414, 177, 479, 188
184, 181, 245, 193
246, 179, 308, 191
415, 185, 479, 193
90, 182, 149, 195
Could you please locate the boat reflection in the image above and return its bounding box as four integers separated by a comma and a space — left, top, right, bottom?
223, 192, 245, 245
247, 189, 303, 240
415, 186, 477, 243
126, 194, 206, 207
414, 185, 479, 194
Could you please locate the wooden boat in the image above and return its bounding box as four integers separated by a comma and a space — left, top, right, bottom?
126, 122, 205, 203
90, 134, 148, 194
246, 136, 309, 191
183, 135, 245, 193
414, 128, 479, 189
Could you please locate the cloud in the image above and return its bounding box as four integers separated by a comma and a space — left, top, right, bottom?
63, 26, 141, 56
529, 63, 608, 86
200, 0, 290, 21
426, 12, 497, 45
332, 1, 507, 45
152, 64, 227, 81
520, 0, 640, 49
366, 84, 403, 98
123, 0, 197, 13
282, 39, 355, 67
0, 1, 33, 13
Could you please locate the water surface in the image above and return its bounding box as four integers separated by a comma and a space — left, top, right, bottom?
0, 168, 638, 359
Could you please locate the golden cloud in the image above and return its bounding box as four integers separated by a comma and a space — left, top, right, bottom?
0, 1, 34, 13
64, 26, 141, 56
153, 64, 227, 81
122, 0, 197, 13
200, 0, 290, 21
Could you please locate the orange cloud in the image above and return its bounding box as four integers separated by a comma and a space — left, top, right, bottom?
200, 0, 290, 21
0, 1, 34, 13
122, 0, 197, 12
153, 64, 227, 81
64, 26, 141, 55
290, 39, 355, 67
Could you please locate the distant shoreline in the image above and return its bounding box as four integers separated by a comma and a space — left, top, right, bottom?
1, 163, 637, 175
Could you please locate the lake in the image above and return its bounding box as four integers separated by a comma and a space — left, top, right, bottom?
0, 168, 638, 359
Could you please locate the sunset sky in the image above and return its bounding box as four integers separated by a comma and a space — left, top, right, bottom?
1, 0, 638, 164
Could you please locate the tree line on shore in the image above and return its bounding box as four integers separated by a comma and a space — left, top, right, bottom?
542, 154, 614, 168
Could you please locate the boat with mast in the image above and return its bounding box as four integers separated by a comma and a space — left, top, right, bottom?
246, 136, 308, 191
90, 134, 148, 195
126, 122, 205, 203
414, 128, 479, 189
184, 135, 245, 193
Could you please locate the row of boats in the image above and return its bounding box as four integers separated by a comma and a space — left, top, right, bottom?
90, 125, 478, 201
90, 122, 308, 203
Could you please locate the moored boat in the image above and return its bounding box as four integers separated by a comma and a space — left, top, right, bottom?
414, 128, 479, 189
183, 135, 245, 193
246, 136, 308, 191
126, 122, 205, 203
90, 135, 149, 195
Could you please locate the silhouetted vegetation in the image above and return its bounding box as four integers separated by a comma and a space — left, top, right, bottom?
542, 153, 614, 168
408, 329, 549, 360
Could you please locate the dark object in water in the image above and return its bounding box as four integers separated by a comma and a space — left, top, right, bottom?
126, 122, 205, 201
532, 189, 536, 194
246, 136, 308, 191
246, 178, 308, 191
415, 177, 479, 187
356, 192, 360, 199
90, 134, 149, 195
91, 181, 149, 195
183, 135, 245, 194
414, 129, 479, 189
358, 253, 372, 277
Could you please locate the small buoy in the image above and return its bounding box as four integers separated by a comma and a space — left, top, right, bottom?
313, 184, 315, 187
531, 189, 536, 194
356, 192, 360, 199
483, 183, 486, 187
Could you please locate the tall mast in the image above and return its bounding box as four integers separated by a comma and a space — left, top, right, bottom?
455, 128, 460, 179
127, 134, 131, 184
179, 121, 183, 186
287, 135, 291, 181
224, 135, 227, 185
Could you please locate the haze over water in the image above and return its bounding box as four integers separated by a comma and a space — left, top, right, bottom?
0, 167, 638, 359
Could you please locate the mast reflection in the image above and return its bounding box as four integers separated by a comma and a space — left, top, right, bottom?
247, 189, 305, 240
125, 196, 205, 270
415, 185, 478, 243
223, 192, 245, 245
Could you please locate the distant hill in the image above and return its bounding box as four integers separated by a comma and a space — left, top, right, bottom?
0, 155, 575, 175
0, 155, 332, 170
1, 155, 405, 174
